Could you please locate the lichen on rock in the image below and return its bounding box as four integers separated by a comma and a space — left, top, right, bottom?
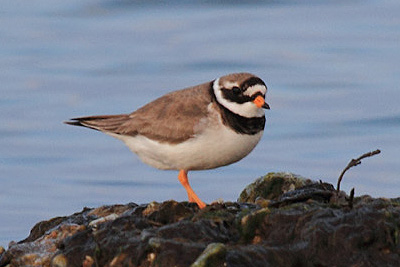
238, 172, 314, 203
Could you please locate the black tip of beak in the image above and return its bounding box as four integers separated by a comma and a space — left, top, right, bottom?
263, 102, 270, 110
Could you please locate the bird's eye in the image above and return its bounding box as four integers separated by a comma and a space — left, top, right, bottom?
232, 87, 241, 94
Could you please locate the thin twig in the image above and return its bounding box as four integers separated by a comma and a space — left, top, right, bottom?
336, 149, 381, 191
348, 188, 355, 209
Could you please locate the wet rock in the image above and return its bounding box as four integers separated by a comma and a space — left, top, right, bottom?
1, 173, 399, 266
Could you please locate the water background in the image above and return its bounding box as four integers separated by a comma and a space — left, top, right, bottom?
1, 0, 399, 246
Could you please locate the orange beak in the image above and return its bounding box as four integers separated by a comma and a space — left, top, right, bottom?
253, 95, 270, 109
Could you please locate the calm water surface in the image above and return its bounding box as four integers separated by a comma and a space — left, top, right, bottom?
1, 0, 399, 246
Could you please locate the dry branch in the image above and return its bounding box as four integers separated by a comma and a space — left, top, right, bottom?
336, 149, 381, 191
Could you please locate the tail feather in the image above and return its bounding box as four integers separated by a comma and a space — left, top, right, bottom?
64, 114, 130, 132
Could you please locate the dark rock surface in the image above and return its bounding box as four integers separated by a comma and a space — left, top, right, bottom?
1, 172, 399, 266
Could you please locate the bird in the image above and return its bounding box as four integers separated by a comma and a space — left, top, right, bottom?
65, 73, 270, 209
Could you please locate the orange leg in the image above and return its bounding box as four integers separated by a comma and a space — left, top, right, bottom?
178, 170, 206, 209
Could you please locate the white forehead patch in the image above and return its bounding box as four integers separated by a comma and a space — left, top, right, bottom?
243, 84, 267, 97
213, 78, 265, 118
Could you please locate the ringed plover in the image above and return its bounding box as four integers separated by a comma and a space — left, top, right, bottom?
66, 73, 270, 209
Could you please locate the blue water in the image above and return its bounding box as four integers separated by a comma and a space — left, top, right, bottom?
1, 0, 399, 247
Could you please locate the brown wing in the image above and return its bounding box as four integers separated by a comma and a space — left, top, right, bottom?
117, 81, 213, 143
66, 81, 213, 144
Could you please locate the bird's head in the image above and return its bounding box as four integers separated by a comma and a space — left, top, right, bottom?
213, 73, 270, 118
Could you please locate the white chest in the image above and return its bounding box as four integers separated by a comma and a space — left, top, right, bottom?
115, 121, 263, 171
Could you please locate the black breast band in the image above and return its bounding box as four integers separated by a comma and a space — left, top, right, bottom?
209, 83, 265, 135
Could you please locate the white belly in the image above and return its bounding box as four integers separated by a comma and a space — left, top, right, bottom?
113, 125, 263, 171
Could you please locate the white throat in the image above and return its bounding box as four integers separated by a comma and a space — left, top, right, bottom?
213, 78, 265, 118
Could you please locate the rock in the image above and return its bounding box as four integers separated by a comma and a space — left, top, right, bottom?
1, 173, 399, 266
191, 243, 227, 267
238, 172, 314, 203
82, 255, 95, 267
239, 208, 270, 242
51, 254, 67, 267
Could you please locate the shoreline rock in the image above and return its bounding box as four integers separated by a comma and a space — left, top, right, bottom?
1, 172, 399, 266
